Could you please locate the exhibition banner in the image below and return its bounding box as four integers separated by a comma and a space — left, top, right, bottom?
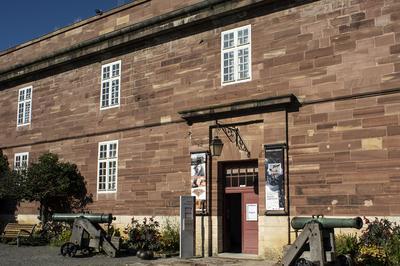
265, 145, 285, 212
190, 152, 207, 211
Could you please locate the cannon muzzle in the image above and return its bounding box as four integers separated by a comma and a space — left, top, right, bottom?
291, 216, 363, 230
52, 213, 114, 224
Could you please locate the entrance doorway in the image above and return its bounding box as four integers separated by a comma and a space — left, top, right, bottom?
224, 193, 242, 252
222, 160, 259, 254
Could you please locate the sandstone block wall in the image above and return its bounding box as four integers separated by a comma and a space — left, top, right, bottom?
0, 0, 399, 222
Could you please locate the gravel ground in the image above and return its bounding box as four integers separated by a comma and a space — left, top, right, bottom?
0, 244, 141, 266
0, 243, 277, 266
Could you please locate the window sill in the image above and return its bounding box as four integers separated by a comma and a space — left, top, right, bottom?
16, 123, 31, 128
97, 190, 117, 194
221, 78, 251, 86
100, 104, 120, 111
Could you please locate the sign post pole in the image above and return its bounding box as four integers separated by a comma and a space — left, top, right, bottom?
180, 196, 196, 258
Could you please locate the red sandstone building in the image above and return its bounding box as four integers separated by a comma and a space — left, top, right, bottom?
1, 0, 400, 258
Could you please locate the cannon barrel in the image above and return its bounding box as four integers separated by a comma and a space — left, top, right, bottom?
52, 213, 114, 224
291, 216, 363, 230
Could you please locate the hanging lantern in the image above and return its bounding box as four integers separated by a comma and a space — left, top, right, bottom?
210, 136, 224, 156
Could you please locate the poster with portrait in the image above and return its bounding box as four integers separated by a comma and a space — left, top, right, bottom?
265, 145, 285, 212
191, 152, 207, 211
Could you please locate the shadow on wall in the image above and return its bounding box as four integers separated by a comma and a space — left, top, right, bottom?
0, 199, 18, 233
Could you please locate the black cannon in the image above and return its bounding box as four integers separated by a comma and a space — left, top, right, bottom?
52, 213, 114, 224
52, 213, 120, 257
282, 216, 363, 266
291, 217, 363, 230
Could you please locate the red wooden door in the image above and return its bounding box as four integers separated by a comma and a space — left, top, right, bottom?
242, 189, 259, 254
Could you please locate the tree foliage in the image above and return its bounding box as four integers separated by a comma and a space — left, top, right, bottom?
24, 153, 92, 222
0, 150, 24, 200
0, 150, 92, 222
0, 149, 9, 177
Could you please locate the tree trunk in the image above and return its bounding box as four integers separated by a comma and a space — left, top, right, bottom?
39, 200, 49, 223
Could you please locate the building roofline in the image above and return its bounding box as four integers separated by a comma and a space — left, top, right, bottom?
0, 0, 150, 57
0, 0, 317, 87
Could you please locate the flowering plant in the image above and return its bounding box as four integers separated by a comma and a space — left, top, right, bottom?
357, 245, 387, 265
127, 217, 161, 251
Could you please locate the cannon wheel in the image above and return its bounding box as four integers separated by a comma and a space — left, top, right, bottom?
81, 248, 93, 256
295, 258, 314, 266
61, 242, 78, 257
336, 254, 353, 266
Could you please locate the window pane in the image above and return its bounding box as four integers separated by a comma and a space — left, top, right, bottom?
99, 145, 107, 159
238, 48, 249, 80
223, 51, 234, 82
101, 82, 110, 107
247, 176, 254, 187
24, 101, 31, 124
239, 175, 246, 186
111, 79, 119, 105
98, 162, 107, 190
226, 177, 231, 187
15, 156, 21, 169
101, 62, 120, 110
112, 63, 120, 77
109, 143, 117, 158
108, 161, 116, 190
25, 88, 32, 100
19, 90, 25, 101
98, 142, 118, 192
103, 66, 110, 80
22, 155, 27, 165
232, 177, 238, 187
18, 103, 24, 125
238, 28, 249, 45
223, 32, 234, 49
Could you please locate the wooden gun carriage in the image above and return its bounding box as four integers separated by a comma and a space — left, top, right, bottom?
52, 213, 120, 257
282, 216, 363, 266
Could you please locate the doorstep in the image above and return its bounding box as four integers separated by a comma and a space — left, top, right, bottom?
216, 253, 262, 260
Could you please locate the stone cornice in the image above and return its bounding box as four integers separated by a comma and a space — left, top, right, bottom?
179, 94, 301, 124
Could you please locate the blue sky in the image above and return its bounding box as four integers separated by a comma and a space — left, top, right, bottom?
0, 0, 133, 52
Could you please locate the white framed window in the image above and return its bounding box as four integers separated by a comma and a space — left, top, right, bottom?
100, 60, 121, 110
221, 25, 252, 85
97, 140, 118, 193
17, 86, 32, 126
14, 152, 29, 171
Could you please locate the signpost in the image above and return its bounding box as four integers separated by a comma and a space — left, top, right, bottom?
180, 196, 196, 258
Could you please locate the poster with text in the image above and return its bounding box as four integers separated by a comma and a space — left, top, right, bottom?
265, 146, 285, 211
191, 152, 207, 211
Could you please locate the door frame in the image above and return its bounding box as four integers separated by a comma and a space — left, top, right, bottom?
219, 159, 259, 254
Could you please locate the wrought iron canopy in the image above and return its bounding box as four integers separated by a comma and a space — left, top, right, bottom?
212, 121, 251, 158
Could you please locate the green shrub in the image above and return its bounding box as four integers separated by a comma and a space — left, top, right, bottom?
360, 218, 393, 247
107, 225, 121, 237
128, 217, 161, 251
335, 233, 359, 258
334, 218, 400, 265
36, 221, 72, 246
160, 218, 179, 254
357, 217, 400, 265
357, 245, 387, 266
49, 226, 72, 247
386, 226, 400, 265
